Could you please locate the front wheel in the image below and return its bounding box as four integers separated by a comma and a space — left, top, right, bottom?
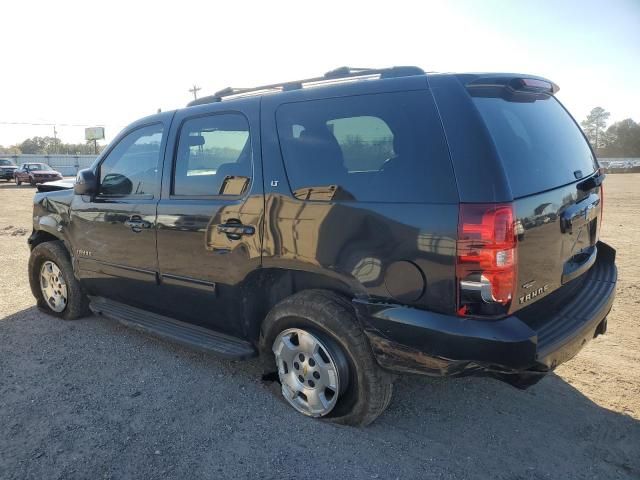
260, 290, 394, 426
28, 241, 90, 320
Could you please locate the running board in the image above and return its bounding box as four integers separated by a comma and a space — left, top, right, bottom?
89, 297, 256, 360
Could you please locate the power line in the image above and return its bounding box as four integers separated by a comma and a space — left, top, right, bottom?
0, 121, 125, 127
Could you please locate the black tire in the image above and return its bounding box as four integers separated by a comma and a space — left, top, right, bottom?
28, 241, 90, 320
260, 289, 394, 426
15, 177, 21, 186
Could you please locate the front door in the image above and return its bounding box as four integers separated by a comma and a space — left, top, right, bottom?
155, 100, 264, 336
69, 119, 170, 307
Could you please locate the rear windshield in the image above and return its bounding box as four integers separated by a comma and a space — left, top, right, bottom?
473, 96, 597, 198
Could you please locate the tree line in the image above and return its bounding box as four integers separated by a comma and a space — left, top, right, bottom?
580, 107, 640, 157
0, 136, 105, 155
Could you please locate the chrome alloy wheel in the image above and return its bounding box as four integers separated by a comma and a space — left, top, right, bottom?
272, 328, 348, 417
39, 260, 68, 313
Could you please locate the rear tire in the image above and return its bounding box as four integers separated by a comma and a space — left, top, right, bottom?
260, 289, 394, 426
28, 241, 90, 320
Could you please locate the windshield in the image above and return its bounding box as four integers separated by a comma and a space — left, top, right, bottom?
0, 159, 14, 166
473, 96, 597, 198
25, 163, 52, 171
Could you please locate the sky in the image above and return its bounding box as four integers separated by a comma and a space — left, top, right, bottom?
1, 0, 639, 147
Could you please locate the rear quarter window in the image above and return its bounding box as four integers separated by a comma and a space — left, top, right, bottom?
473, 96, 597, 198
276, 90, 457, 203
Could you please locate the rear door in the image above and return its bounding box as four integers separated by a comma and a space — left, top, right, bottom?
261, 84, 460, 314
154, 98, 263, 336
470, 86, 602, 311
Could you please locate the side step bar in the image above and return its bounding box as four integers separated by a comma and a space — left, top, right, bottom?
90, 297, 256, 360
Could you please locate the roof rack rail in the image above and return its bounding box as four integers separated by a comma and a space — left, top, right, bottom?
187, 65, 425, 107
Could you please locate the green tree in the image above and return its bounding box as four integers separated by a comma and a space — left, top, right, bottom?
0, 145, 21, 154
581, 107, 610, 149
19, 136, 47, 154
602, 118, 640, 157
12, 136, 104, 155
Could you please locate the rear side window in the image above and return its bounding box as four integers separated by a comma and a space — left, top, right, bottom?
173, 113, 251, 196
473, 96, 597, 198
276, 90, 456, 203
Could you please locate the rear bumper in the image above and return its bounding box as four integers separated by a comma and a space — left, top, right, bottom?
354, 241, 617, 388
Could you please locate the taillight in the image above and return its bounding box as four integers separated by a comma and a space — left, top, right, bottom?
456, 203, 517, 316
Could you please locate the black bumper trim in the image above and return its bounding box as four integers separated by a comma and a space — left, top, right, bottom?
354, 241, 617, 379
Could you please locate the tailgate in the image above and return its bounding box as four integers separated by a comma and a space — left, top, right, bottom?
470, 80, 602, 313
513, 178, 602, 311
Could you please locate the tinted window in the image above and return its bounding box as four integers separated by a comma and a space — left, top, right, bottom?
174, 114, 251, 196
276, 90, 456, 203
99, 124, 163, 196
0, 159, 13, 166
473, 96, 597, 198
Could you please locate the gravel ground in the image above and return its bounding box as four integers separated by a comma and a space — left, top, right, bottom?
1, 177, 639, 479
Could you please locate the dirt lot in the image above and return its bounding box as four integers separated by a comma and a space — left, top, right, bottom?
1, 176, 639, 479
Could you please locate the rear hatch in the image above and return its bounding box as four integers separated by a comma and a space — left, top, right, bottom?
469, 77, 603, 314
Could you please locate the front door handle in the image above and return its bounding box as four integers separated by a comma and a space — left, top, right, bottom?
217, 222, 255, 240
125, 215, 152, 233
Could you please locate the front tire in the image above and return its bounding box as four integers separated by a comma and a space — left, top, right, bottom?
28, 241, 90, 320
260, 290, 394, 426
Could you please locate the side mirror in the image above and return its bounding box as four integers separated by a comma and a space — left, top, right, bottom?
74, 168, 98, 195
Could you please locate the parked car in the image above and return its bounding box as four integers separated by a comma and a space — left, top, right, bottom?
14, 163, 63, 186
27, 67, 617, 426
0, 158, 18, 181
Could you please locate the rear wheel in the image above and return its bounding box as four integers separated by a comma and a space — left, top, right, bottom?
272, 327, 348, 417
260, 289, 394, 426
28, 241, 90, 320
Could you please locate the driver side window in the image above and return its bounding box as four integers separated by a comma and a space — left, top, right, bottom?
99, 124, 164, 196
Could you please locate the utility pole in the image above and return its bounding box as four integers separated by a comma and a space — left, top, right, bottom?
53, 125, 58, 154
189, 84, 201, 100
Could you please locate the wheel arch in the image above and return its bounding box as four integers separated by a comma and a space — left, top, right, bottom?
28, 229, 63, 250
240, 268, 359, 343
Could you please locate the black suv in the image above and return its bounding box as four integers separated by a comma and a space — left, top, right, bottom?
28, 67, 617, 426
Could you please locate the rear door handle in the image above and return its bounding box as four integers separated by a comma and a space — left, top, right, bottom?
125, 215, 152, 233
217, 222, 255, 240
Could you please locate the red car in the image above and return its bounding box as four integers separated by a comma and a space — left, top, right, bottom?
14, 163, 63, 186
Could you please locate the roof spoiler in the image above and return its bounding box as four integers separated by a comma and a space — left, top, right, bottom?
465, 75, 559, 101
